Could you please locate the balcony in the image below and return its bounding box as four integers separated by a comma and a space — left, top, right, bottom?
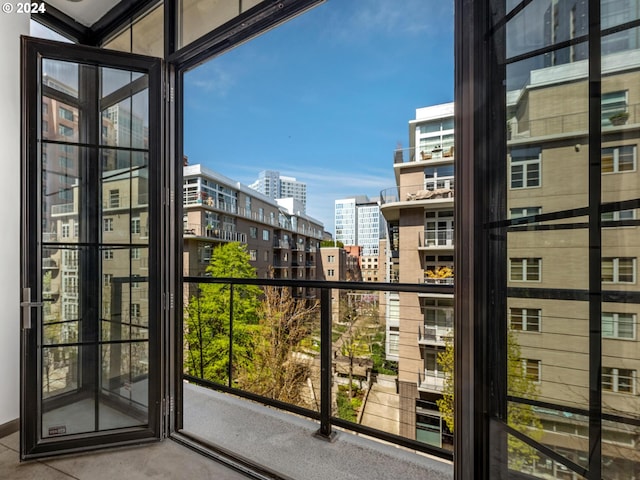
183, 224, 247, 243
273, 239, 290, 249
418, 325, 452, 346
380, 184, 454, 207
42, 258, 59, 270
418, 370, 445, 393
393, 146, 455, 164
103, 193, 149, 210
423, 277, 454, 285
419, 229, 454, 249
51, 203, 76, 216
182, 276, 455, 469
508, 102, 640, 140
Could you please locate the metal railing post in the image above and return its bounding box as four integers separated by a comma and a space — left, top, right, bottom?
228, 283, 234, 388
315, 287, 335, 440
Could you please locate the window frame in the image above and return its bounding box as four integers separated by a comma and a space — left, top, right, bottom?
602, 257, 636, 284
509, 258, 542, 282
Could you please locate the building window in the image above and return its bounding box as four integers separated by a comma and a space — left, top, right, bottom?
601, 90, 627, 126
602, 367, 636, 394
510, 147, 541, 189
61, 223, 70, 238
602, 257, 635, 283
58, 124, 74, 137
103, 218, 114, 232
262, 229, 270, 241
103, 273, 113, 287
58, 106, 74, 121
109, 189, 120, 207
510, 308, 541, 332
328, 269, 335, 276
103, 249, 114, 260
131, 248, 141, 260
130, 303, 141, 319
602, 312, 635, 339
131, 274, 140, 289
250, 227, 257, 239
509, 258, 541, 282
602, 209, 636, 223
601, 145, 635, 173
249, 249, 257, 261
509, 207, 542, 221
131, 217, 141, 234
263, 251, 269, 262
522, 359, 541, 382
328, 255, 335, 262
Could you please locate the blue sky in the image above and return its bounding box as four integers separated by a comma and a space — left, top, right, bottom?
183, 0, 453, 234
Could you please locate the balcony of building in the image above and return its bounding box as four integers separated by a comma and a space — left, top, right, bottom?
393, 146, 455, 164
417, 370, 445, 394
380, 185, 454, 222
273, 238, 290, 249
418, 229, 454, 250
507, 102, 640, 142
183, 223, 247, 243
418, 325, 452, 346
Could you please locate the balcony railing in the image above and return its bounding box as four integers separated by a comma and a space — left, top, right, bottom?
51, 203, 75, 215
508, 103, 640, 139
103, 193, 149, 210
380, 184, 454, 205
423, 276, 454, 285
417, 370, 445, 393
392, 146, 455, 164
183, 223, 247, 243
273, 239, 290, 249
420, 229, 454, 248
418, 325, 452, 345
182, 276, 454, 459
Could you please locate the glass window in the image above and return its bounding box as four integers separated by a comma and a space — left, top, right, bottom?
509, 258, 541, 281
602, 257, 636, 283
250, 226, 257, 238
601, 90, 628, 126
510, 308, 541, 332
131, 217, 141, 234
523, 359, 541, 382
602, 367, 636, 394
249, 249, 257, 261
58, 106, 74, 121
601, 145, 635, 173
103, 218, 114, 232
262, 229, 270, 241
602, 313, 635, 339
510, 147, 541, 189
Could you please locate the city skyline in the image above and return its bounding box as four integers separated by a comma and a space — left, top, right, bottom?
182, 0, 454, 234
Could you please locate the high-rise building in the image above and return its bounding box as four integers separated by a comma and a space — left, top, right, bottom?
334, 195, 383, 257
380, 102, 455, 449
249, 170, 307, 212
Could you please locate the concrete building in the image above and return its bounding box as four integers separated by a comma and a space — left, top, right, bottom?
334, 195, 385, 283
380, 102, 455, 449
183, 164, 323, 295
249, 170, 307, 212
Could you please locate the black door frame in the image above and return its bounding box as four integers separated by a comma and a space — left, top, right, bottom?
20, 36, 164, 459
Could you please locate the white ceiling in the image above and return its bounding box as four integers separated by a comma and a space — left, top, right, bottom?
46, 0, 123, 27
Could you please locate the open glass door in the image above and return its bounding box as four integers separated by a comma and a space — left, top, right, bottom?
21, 37, 163, 459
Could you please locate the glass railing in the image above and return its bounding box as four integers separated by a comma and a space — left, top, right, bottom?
508, 102, 640, 139
392, 146, 455, 164
380, 184, 455, 205
182, 277, 454, 458
183, 223, 247, 243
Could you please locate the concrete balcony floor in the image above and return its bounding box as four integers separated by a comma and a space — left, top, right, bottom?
1, 383, 453, 480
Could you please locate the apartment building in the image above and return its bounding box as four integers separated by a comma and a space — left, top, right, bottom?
183, 164, 323, 294
248, 169, 307, 213
505, 46, 640, 479
380, 102, 455, 448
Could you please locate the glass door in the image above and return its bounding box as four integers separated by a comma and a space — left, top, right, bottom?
21, 37, 163, 459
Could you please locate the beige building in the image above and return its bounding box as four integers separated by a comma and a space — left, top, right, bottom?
380, 102, 455, 448
506, 50, 640, 477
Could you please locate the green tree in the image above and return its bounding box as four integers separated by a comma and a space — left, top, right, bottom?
184, 242, 261, 384
320, 240, 344, 248
237, 282, 318, 406
436, 330, 542, 468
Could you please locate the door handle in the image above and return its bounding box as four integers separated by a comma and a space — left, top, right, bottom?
20, 287, 43, 330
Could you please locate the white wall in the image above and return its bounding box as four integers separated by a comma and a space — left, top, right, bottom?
0, 10, 30, 426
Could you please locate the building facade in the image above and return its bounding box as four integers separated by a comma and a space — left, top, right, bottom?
380, 102, 455, 448
248, 169, 307, 212
183, 164, 323, 295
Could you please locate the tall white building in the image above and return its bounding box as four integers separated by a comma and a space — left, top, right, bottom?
334, 196, 382, 257
249, 170, 307, 212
